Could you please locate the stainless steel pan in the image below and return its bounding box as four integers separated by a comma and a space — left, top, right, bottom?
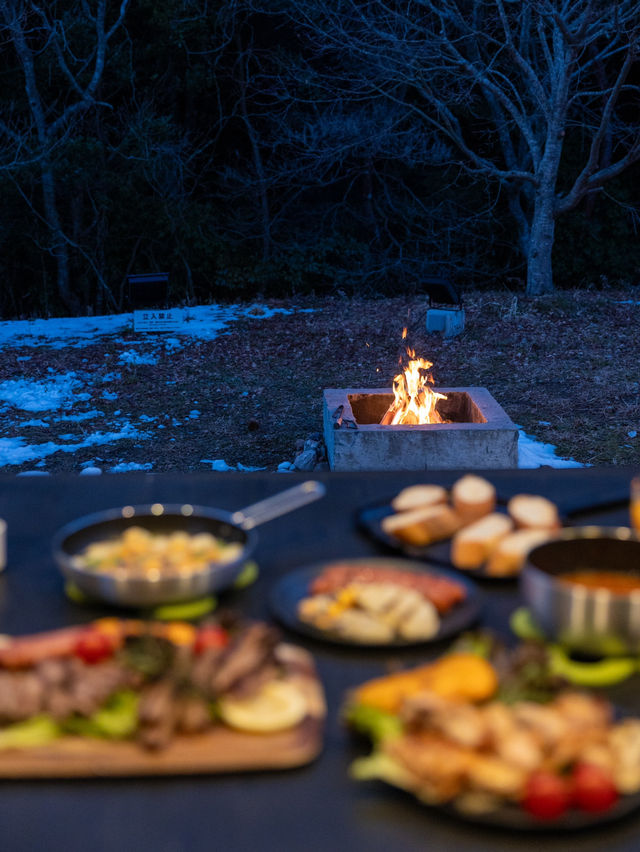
53, 480, 326, 607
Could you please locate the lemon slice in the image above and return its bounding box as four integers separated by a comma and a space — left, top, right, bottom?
218, 680, 308, 733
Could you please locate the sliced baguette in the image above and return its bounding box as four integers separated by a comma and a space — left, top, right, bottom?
485, 529, 553, 577
381, 503, 462, 548
451, 475, 497, 524
507, 494, 561, 531
450, 512, 513, 570
391, 484, 448, 513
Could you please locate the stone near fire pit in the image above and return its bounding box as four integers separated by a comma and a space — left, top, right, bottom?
323, 387, 518, 471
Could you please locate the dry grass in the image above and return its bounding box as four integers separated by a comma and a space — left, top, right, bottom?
1, 287, 639, 473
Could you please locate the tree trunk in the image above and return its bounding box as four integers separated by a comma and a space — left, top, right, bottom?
40, 160, 79, 313
525, 194, 556, 296
525, 127, 564, 297
236, 37, 272, 263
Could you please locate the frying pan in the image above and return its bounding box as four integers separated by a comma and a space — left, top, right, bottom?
53, 480, 326, 607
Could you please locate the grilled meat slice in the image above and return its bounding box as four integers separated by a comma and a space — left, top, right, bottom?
176, 693, 212, 734
0, 670, 45, 722
210, 623, 279, 695
137, 678, 180, 750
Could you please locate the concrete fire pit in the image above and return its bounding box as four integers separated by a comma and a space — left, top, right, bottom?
323, 387, 518, 471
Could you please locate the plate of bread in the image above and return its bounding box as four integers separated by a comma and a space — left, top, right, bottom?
357, 475, 561, 579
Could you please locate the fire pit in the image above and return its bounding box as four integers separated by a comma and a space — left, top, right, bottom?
323, 386, 519, 471
323, 331, 518, 471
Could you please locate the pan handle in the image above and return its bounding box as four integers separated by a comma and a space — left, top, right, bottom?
231, 480, 326, 530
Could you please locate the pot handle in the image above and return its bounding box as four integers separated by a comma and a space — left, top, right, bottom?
231, 480, 326, 530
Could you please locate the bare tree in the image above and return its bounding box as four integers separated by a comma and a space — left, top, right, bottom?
0, 0, 129, 312
271, 0, 640, 295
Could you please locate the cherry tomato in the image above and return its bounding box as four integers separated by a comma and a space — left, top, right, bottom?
522, 770, 571, 820
193, 625, 229, 655
571, 762, 619, 813
73, 630, 116, 664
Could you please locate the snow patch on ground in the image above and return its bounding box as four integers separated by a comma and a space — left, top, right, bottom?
517, 428, 584, 468
0, 304, 303, 350
109, 461, 154, 473
118, 349, 159, 366
0, 423, 148, 467
0, 373, 89, 412
201, 459, 267, 472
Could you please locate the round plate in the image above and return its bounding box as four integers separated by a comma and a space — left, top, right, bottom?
376, 779, 640, 831
268, 558, 482, 647
440, 789, 640, 831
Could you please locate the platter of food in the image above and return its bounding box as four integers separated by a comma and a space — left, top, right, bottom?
357, 475, 561, 579
345, 641, 640, 830
0, 617, 325, 777
268, 558, 482, 646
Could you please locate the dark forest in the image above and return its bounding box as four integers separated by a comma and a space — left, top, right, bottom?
0, 0, 638, 318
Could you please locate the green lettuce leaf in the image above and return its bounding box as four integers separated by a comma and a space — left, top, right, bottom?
63, 690, 140, 739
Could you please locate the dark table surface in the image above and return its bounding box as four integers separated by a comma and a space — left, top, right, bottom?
0, 467, 638, 852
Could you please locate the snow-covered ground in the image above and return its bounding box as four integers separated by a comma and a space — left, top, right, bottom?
0, 305, 583, 474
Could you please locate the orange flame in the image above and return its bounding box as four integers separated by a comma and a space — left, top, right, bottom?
381, 330, 447, 425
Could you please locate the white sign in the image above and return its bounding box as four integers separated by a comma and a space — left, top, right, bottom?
133, 309, 183, 332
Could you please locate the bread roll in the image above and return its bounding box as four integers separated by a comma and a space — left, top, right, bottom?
485, 529, 552, 577
381, 503, 462, 548
507, 494, 560, 531
451, 475, 497, 524
450, 512, 513, 570
391, 484, 448, 513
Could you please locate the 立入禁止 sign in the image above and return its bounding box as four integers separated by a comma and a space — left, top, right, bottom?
133, 309, 183, 332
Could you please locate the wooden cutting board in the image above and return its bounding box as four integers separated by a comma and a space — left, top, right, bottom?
0, 645, 326, 779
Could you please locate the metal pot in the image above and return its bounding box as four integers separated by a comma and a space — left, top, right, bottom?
521, 526, 640, 656
53, 480, 326, 607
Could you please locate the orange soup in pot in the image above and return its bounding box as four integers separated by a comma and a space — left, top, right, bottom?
560, 571, 640, 595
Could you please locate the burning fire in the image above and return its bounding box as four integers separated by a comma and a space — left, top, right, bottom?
380, 329, 447, 425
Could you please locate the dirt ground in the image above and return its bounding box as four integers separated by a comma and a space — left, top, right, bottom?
1, 287, 639, 473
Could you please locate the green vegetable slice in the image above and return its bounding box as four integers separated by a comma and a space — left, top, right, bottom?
0, 715, 61, 749
548, 645, 637, 687
344, 703, 403, 744
151, 596, 217, 621
350, 751, 414, 789
234, 561, 259, 589
510, 607, 545, 641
